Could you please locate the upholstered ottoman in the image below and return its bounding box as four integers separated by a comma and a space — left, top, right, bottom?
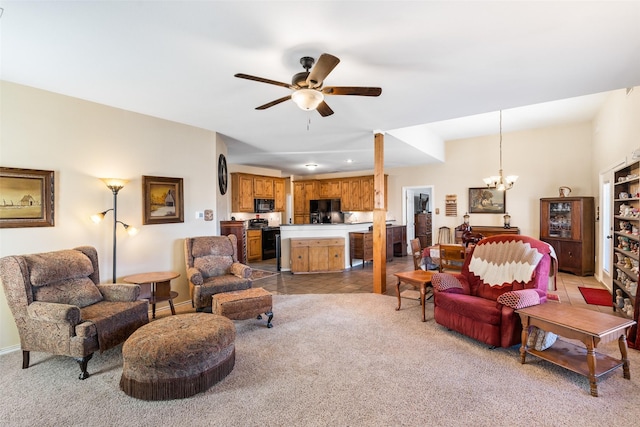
119, 313, 235, 400
212, 287, 273, 328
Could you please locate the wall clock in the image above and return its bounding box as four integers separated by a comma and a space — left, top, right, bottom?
218, 154, 228, 195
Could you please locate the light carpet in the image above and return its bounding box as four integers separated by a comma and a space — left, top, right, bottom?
1, 294, 639, 426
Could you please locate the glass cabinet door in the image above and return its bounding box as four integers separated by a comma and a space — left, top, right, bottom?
548, 202, 572, 238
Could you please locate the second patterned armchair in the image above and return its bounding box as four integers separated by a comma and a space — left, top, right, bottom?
184, 235, 253, 311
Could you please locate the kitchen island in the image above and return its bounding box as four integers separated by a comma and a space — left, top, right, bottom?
279, 223, 404, 271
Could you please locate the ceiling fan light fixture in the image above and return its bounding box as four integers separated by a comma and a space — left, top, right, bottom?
291, 89, 324, 111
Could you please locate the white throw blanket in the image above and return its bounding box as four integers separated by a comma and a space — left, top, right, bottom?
468, 240, 543, 287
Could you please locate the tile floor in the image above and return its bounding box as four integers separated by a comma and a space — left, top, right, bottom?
248, 255, 616, 313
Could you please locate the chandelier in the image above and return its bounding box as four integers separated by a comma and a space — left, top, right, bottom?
483, 110, 518, 191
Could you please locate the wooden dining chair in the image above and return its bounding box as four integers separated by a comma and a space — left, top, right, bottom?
439, 244, 466, 272
410, 238, 422, 270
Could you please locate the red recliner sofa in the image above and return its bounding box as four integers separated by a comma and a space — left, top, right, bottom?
432, 235, 556, 348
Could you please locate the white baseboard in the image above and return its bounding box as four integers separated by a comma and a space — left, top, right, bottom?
150, 299, 191, 315
0, 344, 20, 356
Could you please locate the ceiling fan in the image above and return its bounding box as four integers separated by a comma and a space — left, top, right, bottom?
234, 53, 382, 117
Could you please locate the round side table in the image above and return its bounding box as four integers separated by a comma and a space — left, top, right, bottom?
123, 271, 180, 319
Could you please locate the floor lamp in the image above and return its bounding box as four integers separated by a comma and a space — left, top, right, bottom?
91, 178, 138, 283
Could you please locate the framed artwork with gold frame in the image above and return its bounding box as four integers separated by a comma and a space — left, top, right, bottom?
142, 175, 184, 225
0, 167, 54, 228
468, 187, 506, 214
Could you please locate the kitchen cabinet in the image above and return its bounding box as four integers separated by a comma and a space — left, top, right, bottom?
274, 178, 286, 212
340, 179, 353, 211
220, 220, 247, 263
611, 161, 640, 349
361, 176, 374, 211
293, 182, 306, 215
540, 197, 594, 276
231, 173, 285, 213
247, 229, 262, 262
293, 175, 387, 217
415, 213, 432, 248
253, 176, 274, 198
303, 181, 318, 211
318, 180, 341, 199
345, 178, 362, 211
231, 173, 254, 212
293, 180, 318, 223
290, 237, 345, 273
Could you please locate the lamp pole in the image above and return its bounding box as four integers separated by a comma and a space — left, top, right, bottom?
93, 179, 136, 284
110, 186, 120, 283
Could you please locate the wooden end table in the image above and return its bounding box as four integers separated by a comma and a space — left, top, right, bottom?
517, 303, 636, 397
123, 271, 180, 319
394, 270, 434, 322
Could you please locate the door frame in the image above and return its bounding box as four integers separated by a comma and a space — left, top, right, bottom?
402, 185, 434, 251
599, 159, 625, 289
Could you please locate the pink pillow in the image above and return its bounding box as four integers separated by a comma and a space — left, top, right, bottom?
497, 289, 540, 309
432, 273, 463, 292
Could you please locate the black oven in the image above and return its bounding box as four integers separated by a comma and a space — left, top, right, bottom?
261, 227, 279, 260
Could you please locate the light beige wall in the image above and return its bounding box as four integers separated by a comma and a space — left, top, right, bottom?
590, 87, 640, 280
592, 88, 640, 174
385, 122, 594, 237
0, 82, 222, 350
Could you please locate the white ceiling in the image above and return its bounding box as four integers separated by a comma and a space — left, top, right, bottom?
2, 1, 639, 175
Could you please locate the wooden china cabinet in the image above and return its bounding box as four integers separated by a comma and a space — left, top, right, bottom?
539, 196, 595, 276
415, 212, 432, 249
611, 160, 640, 349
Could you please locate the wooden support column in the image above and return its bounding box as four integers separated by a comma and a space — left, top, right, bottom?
373, 132, 386, 294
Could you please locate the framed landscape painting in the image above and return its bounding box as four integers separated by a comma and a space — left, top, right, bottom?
142, 175, 184, 225
468, 187, 506, 214
0, 167, 55, 228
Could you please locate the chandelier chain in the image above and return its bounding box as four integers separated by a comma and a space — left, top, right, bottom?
499, 110, 503, 171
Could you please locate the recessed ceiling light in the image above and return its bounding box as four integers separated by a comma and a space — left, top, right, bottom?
305, 164, 318, 170
346, 159, 354, 163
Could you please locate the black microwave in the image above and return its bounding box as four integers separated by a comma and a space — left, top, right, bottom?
254, 198, 275, 213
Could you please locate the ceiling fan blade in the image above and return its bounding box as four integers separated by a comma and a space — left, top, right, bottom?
316, 101, 334, 117
256, 95, 292, 110
306, 53, 340, 88
322, 86, 382, 96
235, 73, 293, 89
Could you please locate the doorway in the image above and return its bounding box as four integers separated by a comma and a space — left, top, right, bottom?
599, 160, 624, 289
402, 185, 434, 252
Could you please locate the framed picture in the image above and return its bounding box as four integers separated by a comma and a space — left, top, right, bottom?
468, 187, 506, 214
0, 167, 55, 228
142, 175, 184, 225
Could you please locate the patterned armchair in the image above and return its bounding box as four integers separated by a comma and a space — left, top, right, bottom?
0, 246, 149, 379
184, 235, 253, 311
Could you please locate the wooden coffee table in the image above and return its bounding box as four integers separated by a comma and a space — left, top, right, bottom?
394, 270, 434, 322
517, 303, 636, 397
124, 271, 180, 319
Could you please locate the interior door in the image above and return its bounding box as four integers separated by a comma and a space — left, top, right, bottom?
405, 189, 416, 243
600, 166, 617, 289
